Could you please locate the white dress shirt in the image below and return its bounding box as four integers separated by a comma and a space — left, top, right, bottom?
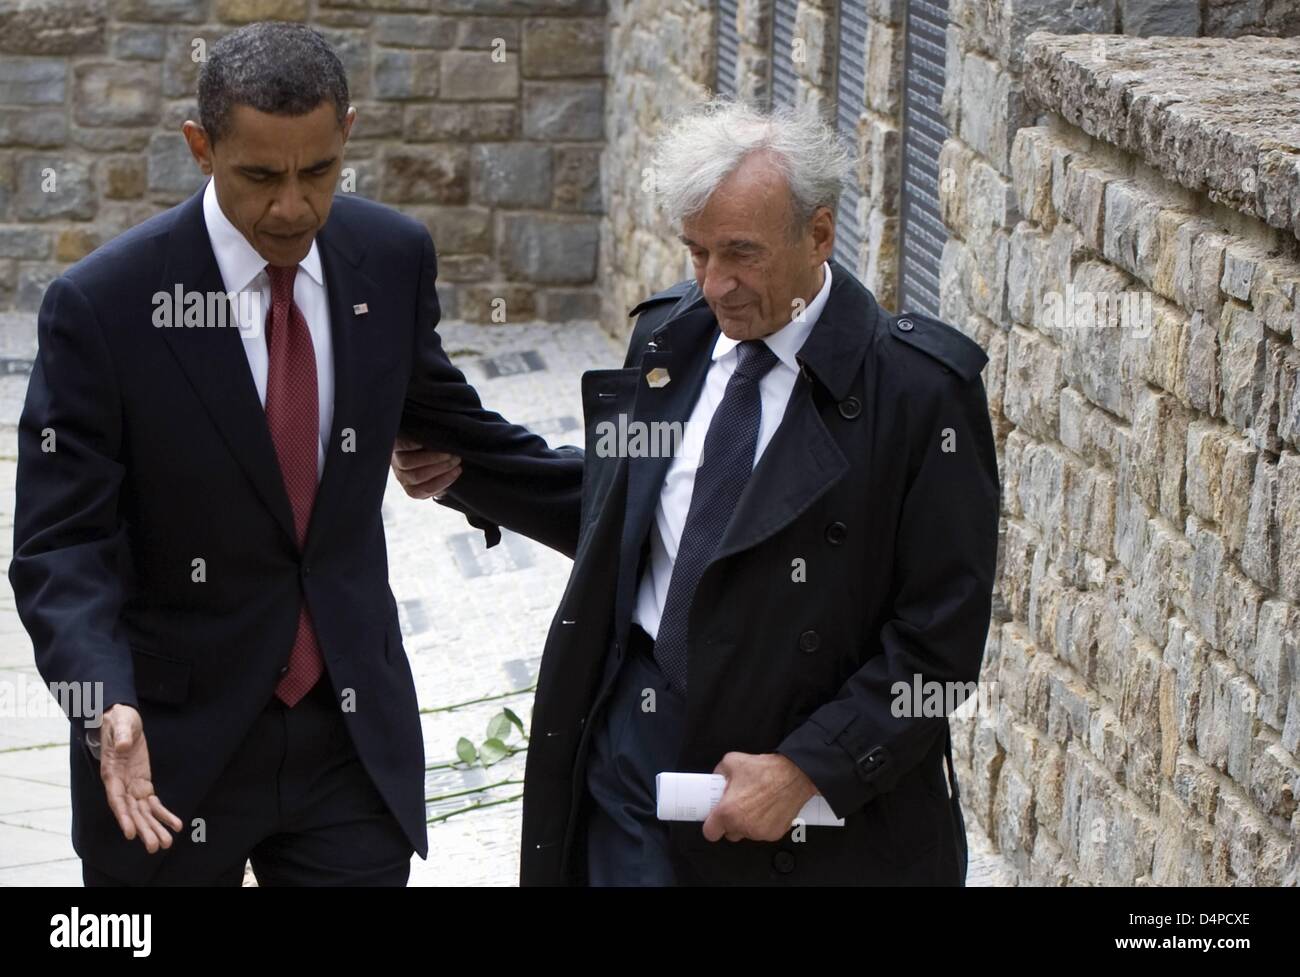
633, 261, 833, 639
201, 177, 334, 479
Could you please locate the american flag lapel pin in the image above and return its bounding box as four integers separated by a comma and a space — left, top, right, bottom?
353, 302, 369, 315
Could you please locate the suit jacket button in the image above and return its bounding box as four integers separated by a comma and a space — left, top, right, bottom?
838, 396, 861, 420
279, 665, 289, 675
798, 630, 820, 654
897, 317, 914, 331
773, 850, 796, 874
825, 521, 847, 545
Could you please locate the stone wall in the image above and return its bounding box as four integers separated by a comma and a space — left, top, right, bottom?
940, 31, 1300, 885
602, 0, 1300, 332
601, 0, 907, 323
599, 0, 713, 333
0, 0, 607, 323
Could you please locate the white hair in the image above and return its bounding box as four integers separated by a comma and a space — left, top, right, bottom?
651, 97, 856, 235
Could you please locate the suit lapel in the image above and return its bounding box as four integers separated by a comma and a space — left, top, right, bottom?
156, 188, 298, 546
302, 219, 371, 553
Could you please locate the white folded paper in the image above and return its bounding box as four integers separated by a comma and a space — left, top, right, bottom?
654, 772, 845, 827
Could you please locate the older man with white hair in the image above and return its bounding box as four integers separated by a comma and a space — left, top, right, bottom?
398, 99, 1002, 886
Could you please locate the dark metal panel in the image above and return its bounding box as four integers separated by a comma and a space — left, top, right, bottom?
898, 0, 951, 317
771, 0, 798, 108
716, 0, 740, 96
834, 0, 870, 275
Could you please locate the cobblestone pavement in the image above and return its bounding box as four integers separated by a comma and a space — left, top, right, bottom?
0, 315, 1015, 887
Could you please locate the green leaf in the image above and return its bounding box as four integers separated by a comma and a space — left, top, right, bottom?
486, 712, 512, 742
502, 708, 526, 736
455, 737, 478, 765
480, 738, 509, 765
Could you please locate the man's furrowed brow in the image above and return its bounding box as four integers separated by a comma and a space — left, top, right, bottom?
239, 157, 337, 176
678, 236, 764, 251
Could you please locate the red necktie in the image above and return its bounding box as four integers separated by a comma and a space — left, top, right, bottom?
264, 263, 324, 707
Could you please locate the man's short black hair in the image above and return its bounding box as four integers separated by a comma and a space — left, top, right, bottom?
198, 22, 350, 144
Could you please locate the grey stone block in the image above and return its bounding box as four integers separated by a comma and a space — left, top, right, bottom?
112, 25, 166, 61
374, 14, 456, 48
74, 62, 162, 128
1120, 0, 1201, 35
470, 144, 551, 208
146, 132, 204, 198
440, 50, 519, 101
15, 156, 96, 221
0, 57, 66, 106
0, 228, 51, 260
373, 49, 441, 100
113, 0, 207, 22
0, 108, 67, 148
522, 82, 603, 140
499, 214, 597, 284
0, 0, 108, 55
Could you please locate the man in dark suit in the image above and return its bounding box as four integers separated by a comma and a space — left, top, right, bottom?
10, 22, 579, 886
400, 101, 1001, 885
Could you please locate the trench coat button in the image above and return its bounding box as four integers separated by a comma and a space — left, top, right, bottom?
798, 630, 820, 654
838, 396, 861, 420
825, 521, 847, 545
897, 317, 914, 331
855, 746, 891, 783
773, 850, 796, 874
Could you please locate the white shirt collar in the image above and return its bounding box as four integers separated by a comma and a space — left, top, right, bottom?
201, 176, 324, 293
712, 260, 832, 371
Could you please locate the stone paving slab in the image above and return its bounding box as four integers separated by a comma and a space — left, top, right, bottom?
0, 317, 1016, 887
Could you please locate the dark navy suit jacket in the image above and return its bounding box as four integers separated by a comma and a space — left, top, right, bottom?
9, 183, 581, 882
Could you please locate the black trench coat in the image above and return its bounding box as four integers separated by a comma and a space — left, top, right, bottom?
443, 258, 1000, 885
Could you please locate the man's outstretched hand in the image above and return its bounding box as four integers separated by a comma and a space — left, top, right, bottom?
99, 703, 183, 853
391, 437, 462, 499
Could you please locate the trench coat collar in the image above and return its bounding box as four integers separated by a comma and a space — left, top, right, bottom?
793, 256, 881, 402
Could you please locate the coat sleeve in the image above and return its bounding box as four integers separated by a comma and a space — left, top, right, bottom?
775, 366, 1000, 817
9, 275, 138, 715
397, 228, 584, 559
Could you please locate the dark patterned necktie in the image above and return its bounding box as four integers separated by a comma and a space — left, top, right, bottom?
264, 263, 324, 707
653, 339, 780, 696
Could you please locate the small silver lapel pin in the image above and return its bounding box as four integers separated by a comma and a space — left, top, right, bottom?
353, 303, 369, 315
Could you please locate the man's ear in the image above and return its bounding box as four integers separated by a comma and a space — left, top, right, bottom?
342, 105, 357, 143
810, 206, 835, 264
181, 120, 213, 176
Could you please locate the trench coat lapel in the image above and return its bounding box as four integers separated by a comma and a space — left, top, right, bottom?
714, 259, 874, 560
612, 296, 718, 639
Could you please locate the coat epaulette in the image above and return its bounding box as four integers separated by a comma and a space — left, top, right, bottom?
627, 279, 694, 318
888, 311, 988, 382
